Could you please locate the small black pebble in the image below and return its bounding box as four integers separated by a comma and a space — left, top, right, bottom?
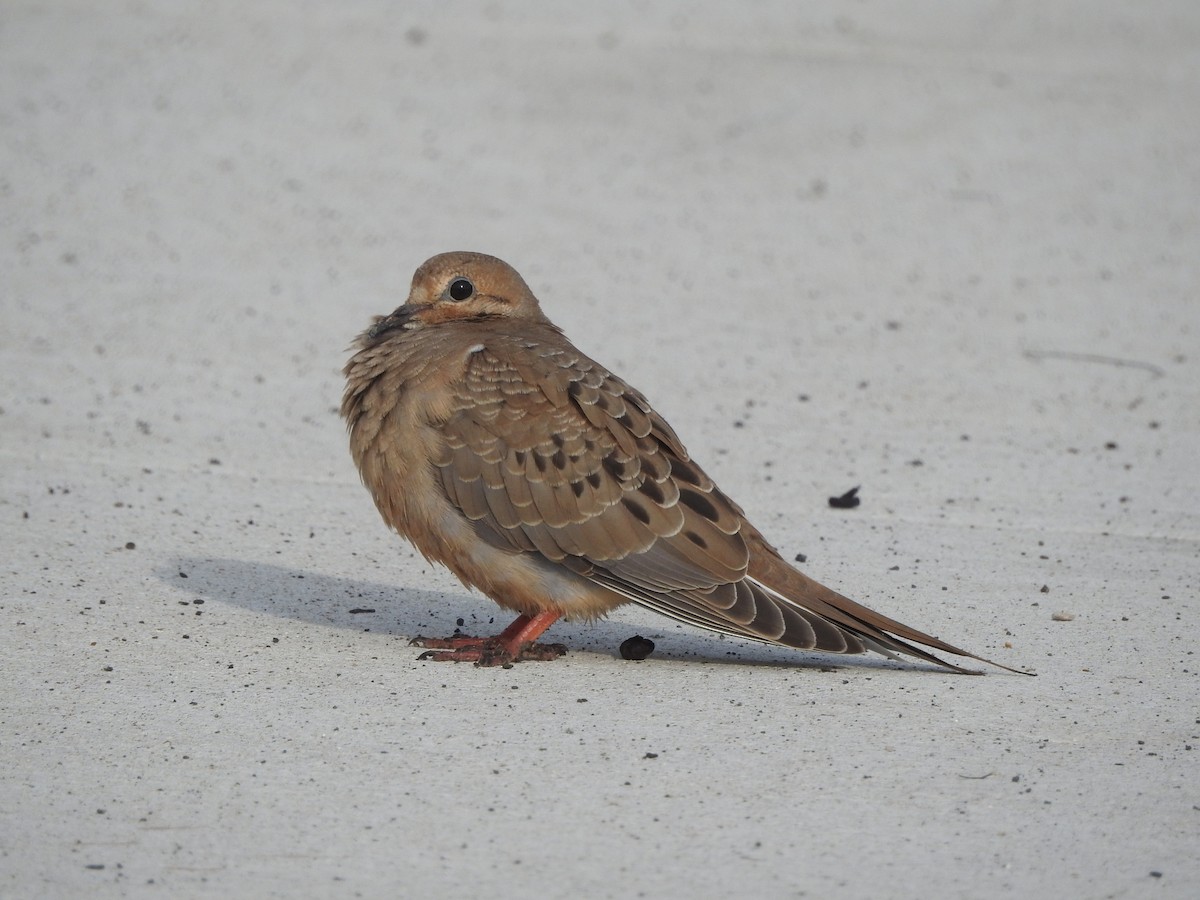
644, 752, 659, 759
1040, 585, 1049, 593
1150, 872, 1163, 879
456, 617, 465, 627
124, 541, 135, 550
828, 486, 861, 509
348, 607, 375, 614
620, 635, 655, 660
793, 552, 807, 563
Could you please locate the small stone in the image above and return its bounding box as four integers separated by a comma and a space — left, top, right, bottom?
828, 486, 861, 509
620, 635, 655, 660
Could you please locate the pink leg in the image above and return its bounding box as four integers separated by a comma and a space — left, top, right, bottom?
411, 610, 566, 666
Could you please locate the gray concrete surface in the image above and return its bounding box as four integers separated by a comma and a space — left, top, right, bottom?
2, 2, 1198, 898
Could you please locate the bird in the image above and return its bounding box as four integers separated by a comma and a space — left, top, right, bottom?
341, 251, 1030, 674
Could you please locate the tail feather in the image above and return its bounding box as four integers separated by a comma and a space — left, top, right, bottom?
747, 547, 1033, 675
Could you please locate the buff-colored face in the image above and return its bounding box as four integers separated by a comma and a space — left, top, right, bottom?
370, 251, 548, 337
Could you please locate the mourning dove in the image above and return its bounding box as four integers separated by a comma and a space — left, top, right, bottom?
342, 251, 1029, 674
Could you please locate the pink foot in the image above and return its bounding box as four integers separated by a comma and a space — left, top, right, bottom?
409, 610, 566, 667
410, 635, 566, 666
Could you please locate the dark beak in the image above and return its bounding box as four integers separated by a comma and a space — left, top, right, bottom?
367, 304, 416, 339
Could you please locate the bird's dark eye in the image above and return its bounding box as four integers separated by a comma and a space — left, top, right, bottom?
448, 278, 474, 302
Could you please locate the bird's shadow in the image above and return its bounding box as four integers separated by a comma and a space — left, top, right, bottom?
160, 556, 946, 673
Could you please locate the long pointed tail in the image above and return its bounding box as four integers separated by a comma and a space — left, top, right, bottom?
747, 543, 1034, 676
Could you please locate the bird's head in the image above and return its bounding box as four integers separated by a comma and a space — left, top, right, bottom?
368, 251, 551, 338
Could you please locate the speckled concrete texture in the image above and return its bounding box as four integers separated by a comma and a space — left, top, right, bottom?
2, 2, 1198, 898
